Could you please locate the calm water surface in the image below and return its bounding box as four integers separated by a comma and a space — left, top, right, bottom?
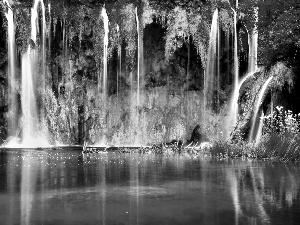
0, 149, 300, 225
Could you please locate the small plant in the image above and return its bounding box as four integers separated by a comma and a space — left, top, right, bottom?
257, 133, 300, 162
253, 106, 300, 162
263, 106, 300, 135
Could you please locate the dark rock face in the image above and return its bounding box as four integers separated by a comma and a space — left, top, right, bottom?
186, 124, 202, 145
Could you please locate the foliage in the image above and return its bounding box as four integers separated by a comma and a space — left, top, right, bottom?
208, 134, 300, 162
91, 6, 104, 71
108, 22, 119, 58
142, 0, 161, 26
165, 7, 189, 59
120, 3, 137, 69
219, 8, 233, 32
14, 7, 31, 53
44, 83, 79, 145
164, 6, 210, 67
257, 133, 300, 162
263, 106, 300, 135
210, 139, 256, 158
240, 0, 300, 66
268, 62, 294, 92
0, 0, 237, 73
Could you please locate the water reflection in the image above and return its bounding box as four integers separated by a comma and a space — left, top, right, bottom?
226, 166, 241, 225
21, 151, 37, 225
101, 155, 106, 225
249, 166, 270, 224
7, 151, 18, 225
0, 150, 300, 224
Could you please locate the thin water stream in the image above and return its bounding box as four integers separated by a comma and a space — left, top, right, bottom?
204, 9, 218, 111
4, 0, 17, 137
249, 76, 273, 142
101, 7, 109, 105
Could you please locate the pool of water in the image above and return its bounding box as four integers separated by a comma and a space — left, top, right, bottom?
0, 148, 300, 225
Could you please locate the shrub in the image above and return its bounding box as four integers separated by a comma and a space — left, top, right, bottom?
257, 133, 300, 162
263, 106, 300, 135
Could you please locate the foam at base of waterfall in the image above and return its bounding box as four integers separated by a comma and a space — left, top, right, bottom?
3, 135, 50, 148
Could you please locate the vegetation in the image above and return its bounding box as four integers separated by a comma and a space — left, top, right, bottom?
0, 0, 299, 150
208, 106, 300, 162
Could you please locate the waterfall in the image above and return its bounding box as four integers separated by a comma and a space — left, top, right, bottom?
48, 2, 51, 56
62, 18, 66, 81
135, 7, 144, 107
116, 24, 121, 102
204, 9, 218, 111
249, 76, 273, 142
255, 111, 264, 145
248, 7, 258, 73
101, 7, 109, 105
3, 0, 17, 138
135, 7, 140, 106
232, 8, 239, 122
216, 13, 220, 111
97, 7, 109, 146
227, 7, 239, 127
133, 7, 145, 145
31, 0, 46, 86
21, 47, 38, 146
21, 0, 48, 147
227, 4, 259, 138
225, 6, 241, 138
227, 71, 255, 138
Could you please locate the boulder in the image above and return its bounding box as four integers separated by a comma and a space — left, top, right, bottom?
186, 124, 202, 146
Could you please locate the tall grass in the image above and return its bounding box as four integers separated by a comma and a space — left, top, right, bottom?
209, 139, 257, 159
256, 133, 300, 162
209, 133, 300, 162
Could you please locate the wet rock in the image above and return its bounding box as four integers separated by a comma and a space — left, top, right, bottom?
0, 72, 7, 85
0, 48, 7, 67
83, 16, 92, 37
186, 125, 202, 145
0, 105, 8, 113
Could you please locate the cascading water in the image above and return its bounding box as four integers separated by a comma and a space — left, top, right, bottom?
227, 2, 259, 138
21, 47, 38, 146
227, 71, 255, 138
48, 3, 51, 57
226, 6, 239, 135
249, 76, 273, 142
232, 7, 239, 121
135, 7, 140, 106
216, 12, 220, 111
97, 7, 109, 146
101, 7, 109, 105
31, 0, 46, 87
116, 24, 121, 102
33, 0, 47, 135
3, 0, 17, 138
248, 7, 258, 73
255, 111, 264, 145
204, 9, 218, 111
21, 0, 48, 147
62, 18, 66, 81
131, 7, 145, 146
135, 7, 144, 107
